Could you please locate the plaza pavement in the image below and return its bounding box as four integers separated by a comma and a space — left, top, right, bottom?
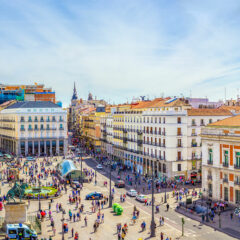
0, 156, 237, 240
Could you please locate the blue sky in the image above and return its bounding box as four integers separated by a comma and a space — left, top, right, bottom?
0, 0, 240, 106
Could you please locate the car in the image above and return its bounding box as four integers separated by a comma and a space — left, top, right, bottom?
127, 189, 138, 197
86, 192, 103, 200
115, 180, 125, 188
26, 156, 35, 161
96, 164, 103, 169
136, 194, 148, 203
72, 181, 81, 188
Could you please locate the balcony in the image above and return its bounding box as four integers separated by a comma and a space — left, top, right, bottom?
59, 119, 64, 122
28, 119, 32, 122
52, 119, 56, 122
177, 144, 183, 148
28, 128, 33, 131
223, 162, 229, 168
34, 119, 38, 122
191, 143, 197, 147
207, 160, 213, 165
223, 178, 229, 183
207, 175, 212, 180
40, 119, 44, 122
177, 158, 183, 161
20, 128, 25, 131
177, 133, 182, 136
192, 123, 197, 126
191, 133, 197, 136
20, 119, 25, 122
234, 164, 240, 169
137, 140, 143, 145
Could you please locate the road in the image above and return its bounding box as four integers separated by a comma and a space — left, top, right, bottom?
83, 156, 238, 240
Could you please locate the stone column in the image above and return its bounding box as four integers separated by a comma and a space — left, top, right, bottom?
64, 138, 68, 156
50, 140, 52, 155
56, 140, 59, 155
25, 141, 28, 156
44, 141, 46, 155
32, 141, 34, 155
38, 141, 40, 157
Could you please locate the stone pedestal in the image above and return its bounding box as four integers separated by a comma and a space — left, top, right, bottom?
4, 202, 27, 225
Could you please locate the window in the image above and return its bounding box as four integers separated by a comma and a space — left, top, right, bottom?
28, 116, 32, 122
177, 151, 181, 160
47, 124, 50, 130
235, 152, 240, 167
20, 116, 24, 122
20, 125, 24, 130
163, 117, 165, 123
208, 183, 213, 197
177, 117, 181, 124
224, 187, 228, 201
34, 116, 38, 122
209, 119, 212, 124
208, 149, 213, 163
60, 123, 63, 129
224, 150, 229, 166
192, 119, 196, 126
192, 129, 196, 136
236, 190, 240, 204
40, 124, 44, 130
40, 116, 44, 122
177, 139, 182, 147
34, 124, 38, 130
200, 119, 204, 126
28, 124, 32, 130
192, 139, 197, 147
47, 116, 50, 122
177, 128, 181, 136
177, 164, 181, 171
159, 117, 161, 123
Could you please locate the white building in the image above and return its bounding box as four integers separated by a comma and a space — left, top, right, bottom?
0, 101, 68, 156
100, 98, 233, 180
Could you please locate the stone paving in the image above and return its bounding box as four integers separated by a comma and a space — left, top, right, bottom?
0, 155, 237, 239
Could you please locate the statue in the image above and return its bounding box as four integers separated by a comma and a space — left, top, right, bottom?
6, 182, 28, 202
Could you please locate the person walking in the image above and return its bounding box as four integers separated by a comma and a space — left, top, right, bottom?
166, 203, 169, 211
84, 216, 88, 227
71, 228, 74, 238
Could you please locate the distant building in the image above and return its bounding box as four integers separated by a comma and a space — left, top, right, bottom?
0, 83, 56, 104
186, 98, 224, 109
0, 101, 67, 156
201, 115, 240, 205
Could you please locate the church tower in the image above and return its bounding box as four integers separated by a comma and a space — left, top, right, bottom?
71, 82, 78, 107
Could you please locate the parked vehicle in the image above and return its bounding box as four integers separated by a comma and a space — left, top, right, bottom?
127, 189, 137, 197
85, 192, 103, 200
6, 223, 37, 240
115, 180, 125, 188
96, 164, 103, 169
136, 194, 148, 203
26, 156, 35, 161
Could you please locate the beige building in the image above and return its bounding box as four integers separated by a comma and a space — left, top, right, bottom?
0, 101, 68, 156
201, 115, 240, 205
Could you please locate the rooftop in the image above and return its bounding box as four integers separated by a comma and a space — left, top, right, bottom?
208, 115, 240, 128
187, 108, 233, 116
6, 101, 61, 109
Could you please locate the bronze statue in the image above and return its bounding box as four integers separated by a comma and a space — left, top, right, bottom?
6, 182, 28, 202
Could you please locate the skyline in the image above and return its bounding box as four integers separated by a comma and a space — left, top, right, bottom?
1, 0, 240, 105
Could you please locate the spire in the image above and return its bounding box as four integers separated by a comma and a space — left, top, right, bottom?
72, 82, 78, 101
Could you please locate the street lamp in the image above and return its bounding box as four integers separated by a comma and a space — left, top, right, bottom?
150, 164, 156, 237
61, 210, 65, 240
109, 155, 112, 208
95, 169, 97, 185
38, 193, 41, 212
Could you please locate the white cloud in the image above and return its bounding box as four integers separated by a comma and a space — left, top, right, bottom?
0, 0, 240, 104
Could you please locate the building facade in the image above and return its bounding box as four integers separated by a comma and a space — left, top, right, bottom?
202, 115, 240, 205
0, 101, 68, 156
99, 98, 233, 180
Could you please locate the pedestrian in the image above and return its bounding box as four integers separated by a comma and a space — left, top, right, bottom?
71, 228, 74, 238
166, 203, 169, 211
160, 232, 164, 240
230, 212, 233, 220
101, 213, 104, 223
84, 216, 88, 226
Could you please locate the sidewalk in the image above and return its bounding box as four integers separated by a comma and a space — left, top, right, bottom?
176, 205, 240, 239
